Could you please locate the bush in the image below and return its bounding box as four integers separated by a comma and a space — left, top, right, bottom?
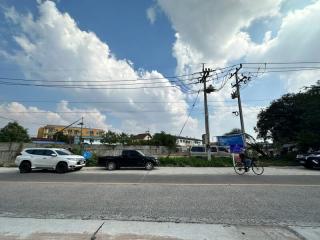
159, 156, 233, 167
85, 152, 98, 167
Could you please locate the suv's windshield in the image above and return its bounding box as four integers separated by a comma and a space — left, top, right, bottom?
55, 150, 72, 155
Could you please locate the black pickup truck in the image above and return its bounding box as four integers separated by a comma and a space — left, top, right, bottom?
98, 150, 160, 170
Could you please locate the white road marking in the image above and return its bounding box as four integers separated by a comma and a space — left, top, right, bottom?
0, 180, 319, 187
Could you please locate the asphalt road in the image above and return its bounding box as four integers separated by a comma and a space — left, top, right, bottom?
0, 167, 320, 227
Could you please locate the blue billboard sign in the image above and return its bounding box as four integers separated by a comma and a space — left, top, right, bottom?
217, 134, 244, 153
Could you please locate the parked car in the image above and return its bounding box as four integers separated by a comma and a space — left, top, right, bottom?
189, 145, 230, 158
296, 151, 320, 169
98, 150, 159, 170
15, 148, 86, 173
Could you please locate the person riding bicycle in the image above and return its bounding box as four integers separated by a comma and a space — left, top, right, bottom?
239, 151, 252, 172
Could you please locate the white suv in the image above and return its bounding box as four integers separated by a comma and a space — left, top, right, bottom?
15, 148, 86, 173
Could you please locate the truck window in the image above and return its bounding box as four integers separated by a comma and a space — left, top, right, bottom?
211, 147, 217, 152
191, 147, 205, 152
218, 147, 228, 152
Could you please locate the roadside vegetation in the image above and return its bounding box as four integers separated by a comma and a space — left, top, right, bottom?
158, 156, 299, 167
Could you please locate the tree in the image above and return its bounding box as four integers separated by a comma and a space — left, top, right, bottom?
255, 82, 320, 151
101, 130, 119, 144
53, 131, 71, 143
0, 122, 30, 142
151, 131, 177, 150
118, 132, 132, 145
223, 128, 241, 136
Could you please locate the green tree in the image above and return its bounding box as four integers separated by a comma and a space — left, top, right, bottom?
151, 131, 177, 150
101, 130, 119, 144
118, 132, 133, 145
223, 128, 241, 136
53, 131, 70, 143
255, 81, 320, 151
0, 122, 30, 142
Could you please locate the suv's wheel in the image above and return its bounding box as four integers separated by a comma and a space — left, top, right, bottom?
19, 161, 31, 173
107, 162, 116, 171
145, 161, 154, 170
56, 162, 68, 174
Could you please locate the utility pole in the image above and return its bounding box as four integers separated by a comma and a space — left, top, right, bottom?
231, 64, 248, 148
200, 64, 215, 160
78, 117, 84, 150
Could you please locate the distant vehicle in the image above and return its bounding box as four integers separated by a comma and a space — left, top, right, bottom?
189, 145, 230, 158
98, 150, 159, 170
15, 148, 86, 173
296, 151, 320, 169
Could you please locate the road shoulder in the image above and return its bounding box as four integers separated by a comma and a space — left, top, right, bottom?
0, 217, 319, 240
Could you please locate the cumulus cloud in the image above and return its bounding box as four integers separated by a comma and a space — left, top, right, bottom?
158, 0, 282, 74
0, 101, 109, 136
1, 1, 199, 137
146, 6, 157, 24
157, 0, 320, 138
247, 0, 320, 92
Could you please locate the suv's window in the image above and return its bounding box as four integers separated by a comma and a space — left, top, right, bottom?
25, 149, 34, 154
44, 150, 55, 156
218, 147, 228, 152
31, 149, 46, 155
56, 150, 71, 155
191, 147, 205, 152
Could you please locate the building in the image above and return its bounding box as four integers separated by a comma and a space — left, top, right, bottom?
133, 133, 152, 142
37, 125, 105, 139
176, 136, 202, 147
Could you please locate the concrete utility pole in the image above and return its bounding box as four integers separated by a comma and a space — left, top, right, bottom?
200, 64, 215, 160
231, 64, 247, 148
78, 117, 84, 149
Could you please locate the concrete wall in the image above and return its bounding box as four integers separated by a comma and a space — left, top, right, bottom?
0, 142, 170, 167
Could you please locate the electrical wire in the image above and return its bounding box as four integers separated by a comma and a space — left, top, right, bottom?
178, 90, 201, 136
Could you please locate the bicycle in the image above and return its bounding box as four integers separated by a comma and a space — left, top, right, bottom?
233, 157, 264, 175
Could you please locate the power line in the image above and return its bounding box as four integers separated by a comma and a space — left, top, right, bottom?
178, 90, 201, 136
0, 80, 199, 89
0, 75, 199, 84
0, 98, 274, 104
241, 61, 320, 65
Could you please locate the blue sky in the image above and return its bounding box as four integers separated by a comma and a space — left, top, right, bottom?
0, 0, 319, 139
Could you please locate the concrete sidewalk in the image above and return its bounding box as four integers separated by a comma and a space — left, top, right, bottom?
1, 217, 319, 240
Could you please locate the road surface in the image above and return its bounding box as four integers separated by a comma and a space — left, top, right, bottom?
0, 167, 319, 227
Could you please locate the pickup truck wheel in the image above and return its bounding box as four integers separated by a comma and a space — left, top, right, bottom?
19, 161, 31, 173
145, 162, 154, 170
56, 162, 68, 174
107, 162, 116, 171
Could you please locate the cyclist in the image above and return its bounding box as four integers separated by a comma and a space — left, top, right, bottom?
239, 151, 252, 172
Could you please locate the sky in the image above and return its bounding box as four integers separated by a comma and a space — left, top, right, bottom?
0, 0, 319, 140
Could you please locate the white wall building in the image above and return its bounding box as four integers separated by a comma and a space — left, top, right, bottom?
176, 136, 202, 147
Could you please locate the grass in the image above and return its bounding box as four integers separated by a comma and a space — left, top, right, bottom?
159, 156, 299, 167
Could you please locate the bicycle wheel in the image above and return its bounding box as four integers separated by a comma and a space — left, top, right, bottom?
252, 161, 264, 175
234, 161, 246, 175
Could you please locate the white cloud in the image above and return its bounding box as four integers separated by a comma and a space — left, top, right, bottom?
1, 1, 199, 137
146, 6, 157, 24
247, 0, 320, 92
0, 101, 110, 136
158, 0, 320, 139
158, 0, 282, 74
210, 105, 262, 138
